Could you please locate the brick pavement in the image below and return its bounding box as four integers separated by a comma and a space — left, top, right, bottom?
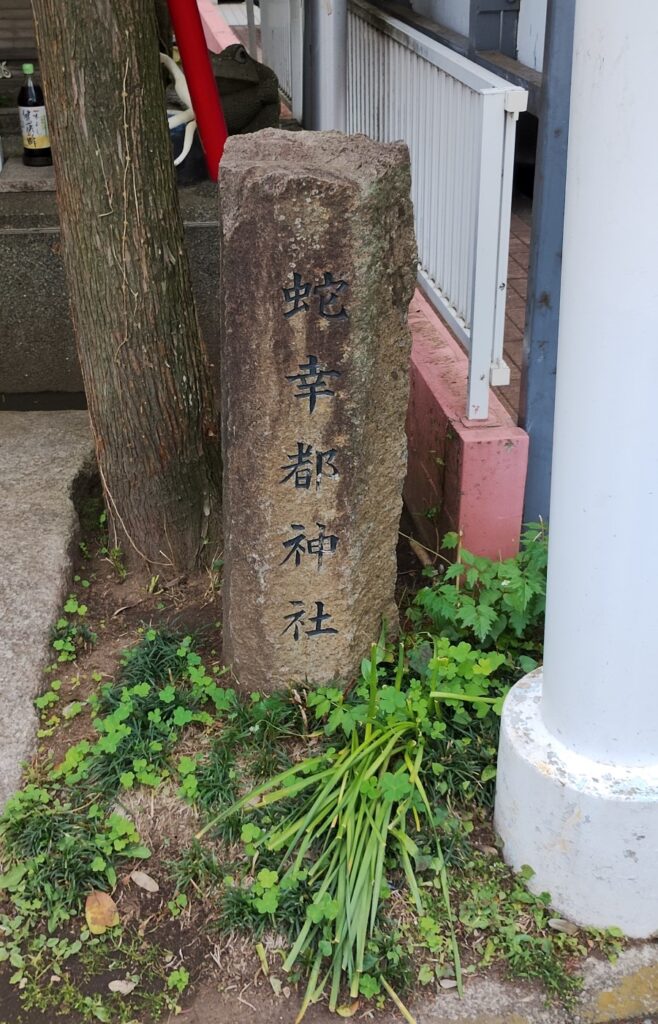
495, 194, 532, 422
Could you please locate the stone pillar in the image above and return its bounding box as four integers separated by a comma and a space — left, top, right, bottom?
495, 0, 658, 937
219, 130, 416, 691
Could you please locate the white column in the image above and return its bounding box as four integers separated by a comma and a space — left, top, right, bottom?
494, 0, 658, 938
303, 0, 347, 131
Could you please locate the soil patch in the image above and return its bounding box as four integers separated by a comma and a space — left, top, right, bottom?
0, 491, 433, 1024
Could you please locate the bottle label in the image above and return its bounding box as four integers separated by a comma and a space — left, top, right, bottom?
18, 105, 50, 150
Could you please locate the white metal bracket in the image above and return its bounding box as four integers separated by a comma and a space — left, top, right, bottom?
490, 359, 511, 386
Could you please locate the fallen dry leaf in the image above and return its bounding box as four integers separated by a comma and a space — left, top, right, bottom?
108, 978, 137, 995
336, 1002, 360, 1017
85, 891, 120, 935
439, 978, 458, 989
130, 870, 159, 893
138, 913, 155, 937
548, 917, 579, 935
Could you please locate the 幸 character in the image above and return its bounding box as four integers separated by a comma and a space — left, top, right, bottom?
286, 354, 340, 413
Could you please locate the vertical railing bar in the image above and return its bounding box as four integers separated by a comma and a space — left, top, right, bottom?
347, 11, 352, 132
456, 83, 465, 320
467, 93, 506, 418
490, 108, 516, 383
383, 27, 388, 141
366, 16, 371, 134
421, 62, 431, 269
411, 52, 420, 240
446, 76, 456, 315
465, 88, 475, 324
459, 84, 471, 322
434, 68, 445, 297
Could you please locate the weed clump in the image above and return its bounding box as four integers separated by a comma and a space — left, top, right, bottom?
0, 525, 626, 1023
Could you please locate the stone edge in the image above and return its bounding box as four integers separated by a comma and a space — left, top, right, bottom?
412, 942, 658, 1023
0, 415, 96, 809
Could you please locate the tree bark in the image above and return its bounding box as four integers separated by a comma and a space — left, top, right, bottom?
154, 0, 173, 57
31, 0, 222, 572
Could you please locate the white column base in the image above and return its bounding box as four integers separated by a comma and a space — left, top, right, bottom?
494, 671, 658, 938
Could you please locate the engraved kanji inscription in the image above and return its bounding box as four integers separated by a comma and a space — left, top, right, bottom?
279, 443, 339, 490
281, 522, 339, 569
286, 355, 341, 414
282, 600, 338, 640
282, 271, 349, 319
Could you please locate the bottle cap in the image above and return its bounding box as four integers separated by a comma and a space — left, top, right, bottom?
22, 63, 34, 74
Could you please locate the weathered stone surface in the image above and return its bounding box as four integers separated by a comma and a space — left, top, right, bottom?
219, 129, 416, 691
0, 411, 94, 808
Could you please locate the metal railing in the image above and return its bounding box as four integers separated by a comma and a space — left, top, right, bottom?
260, 0, 303, 120
261, 0, 527, 419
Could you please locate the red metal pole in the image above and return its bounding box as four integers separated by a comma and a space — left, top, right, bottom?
166, 0, 228, 181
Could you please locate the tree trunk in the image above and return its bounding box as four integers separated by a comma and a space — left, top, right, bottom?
154, 0, 173, 58
31, 0, 222, 572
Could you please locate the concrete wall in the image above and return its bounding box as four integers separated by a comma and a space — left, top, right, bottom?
408, 0, 469, 37
517, 0, 547, 70
404, 0, 547, 70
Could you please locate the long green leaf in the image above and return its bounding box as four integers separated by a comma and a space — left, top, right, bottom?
294, 951, 323, 1024
380, 976, 418, 1024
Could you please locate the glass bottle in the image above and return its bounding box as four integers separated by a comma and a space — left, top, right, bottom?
17, 63, 52, 168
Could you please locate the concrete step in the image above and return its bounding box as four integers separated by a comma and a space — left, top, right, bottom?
0, 156, 54, 191
0, 411, 94, 809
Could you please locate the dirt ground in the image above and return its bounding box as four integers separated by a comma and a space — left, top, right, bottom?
178, 985, 402, 1024
4, 501, 653, 1024
0, 495, 428, 1024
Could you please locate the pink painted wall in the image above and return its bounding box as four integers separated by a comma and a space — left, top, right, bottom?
197, 0, 241, 52
405, 292, 529, 560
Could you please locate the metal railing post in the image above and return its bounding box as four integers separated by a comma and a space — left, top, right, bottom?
519, 0, 575, 522
303, 0, 347, 130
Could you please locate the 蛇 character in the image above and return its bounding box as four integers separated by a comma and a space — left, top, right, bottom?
314, 272, 349, 320
282, 272, 312, 318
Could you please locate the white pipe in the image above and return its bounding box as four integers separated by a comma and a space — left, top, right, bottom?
303, 0, 347, 130
246, 0, 257, 58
